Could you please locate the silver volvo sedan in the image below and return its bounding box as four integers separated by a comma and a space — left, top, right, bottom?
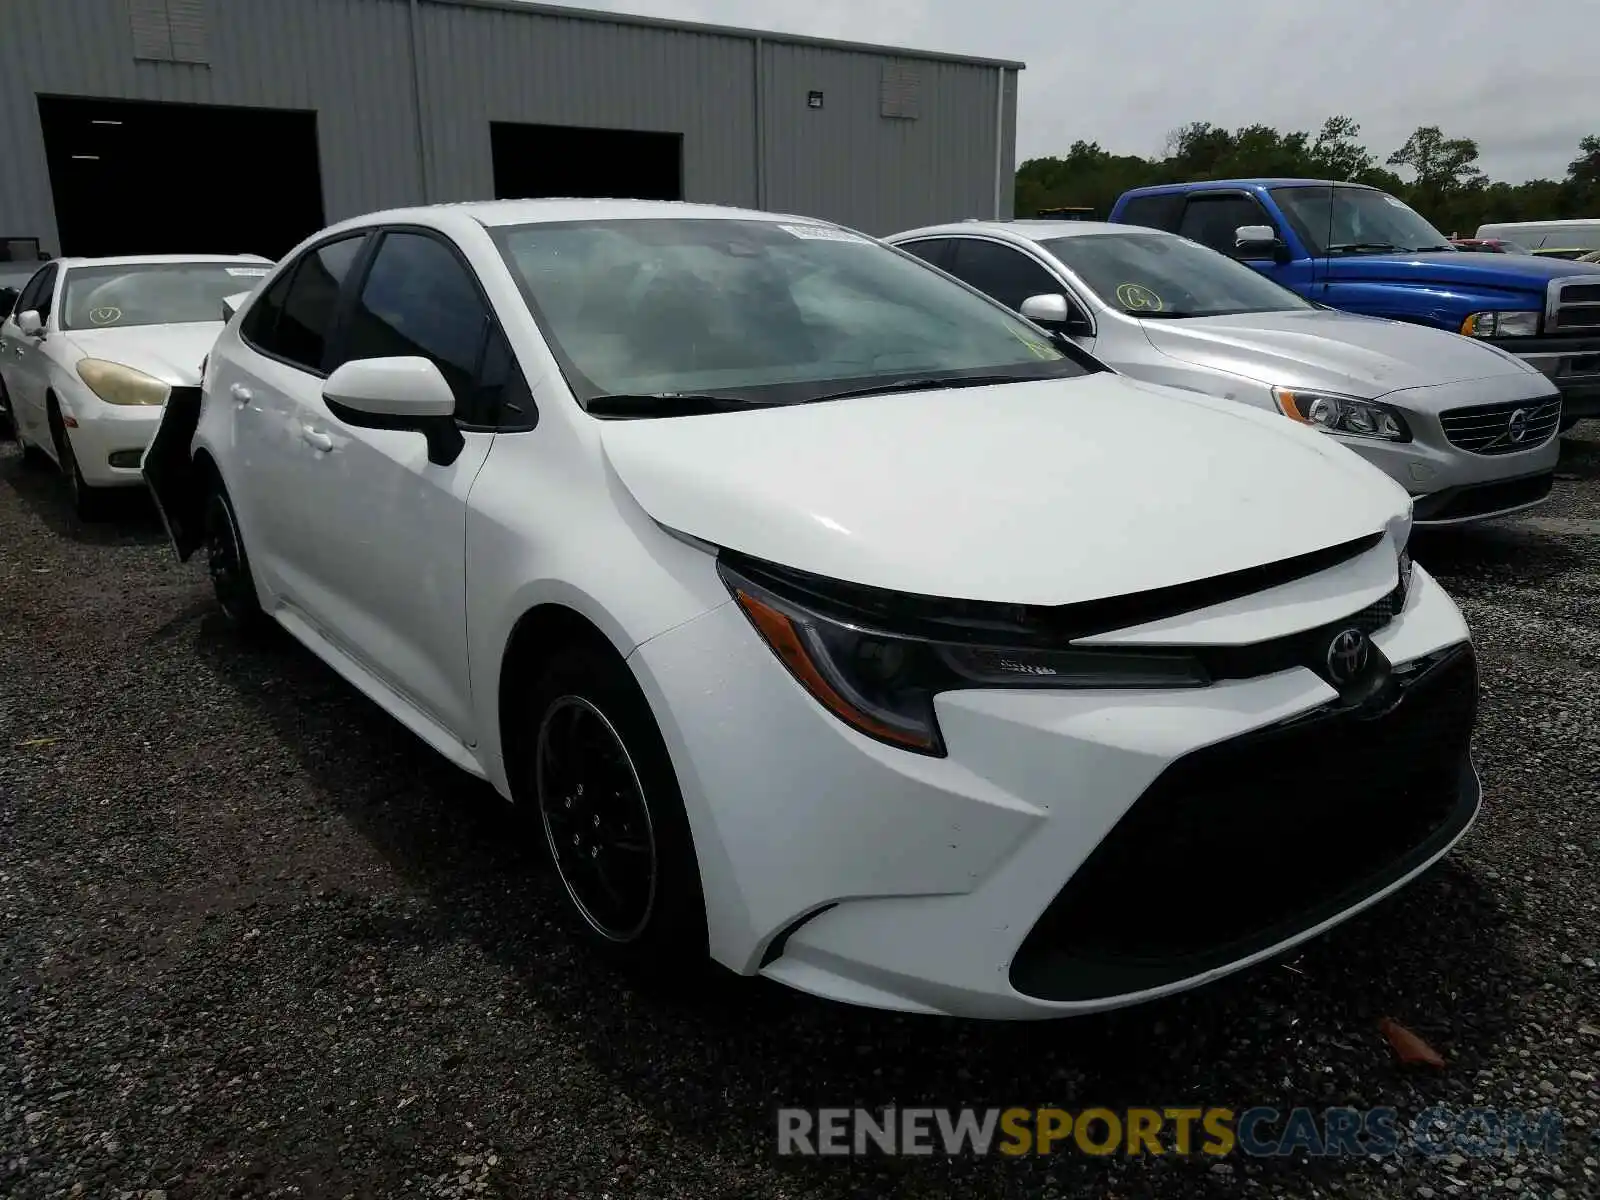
887, 220, 1563, 525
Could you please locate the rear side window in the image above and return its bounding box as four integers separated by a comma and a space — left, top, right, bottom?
1117, 193, 1186, 232
245, 235, 365, 372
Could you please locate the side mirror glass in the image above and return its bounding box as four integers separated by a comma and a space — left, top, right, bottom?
16, 309, 43, 337
220, 291, 251, 322
0, 287, 17, 320
1020, 292, 1091, 335
322, 356, 464, 466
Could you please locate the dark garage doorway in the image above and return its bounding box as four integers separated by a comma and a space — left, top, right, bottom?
38, 95, 325, 260
491, 122, 682, 202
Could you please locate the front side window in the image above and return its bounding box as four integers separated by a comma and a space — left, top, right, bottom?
1042, 232, 1312, 319
1177, 194, 1275, 256
16, 264, 57, 321
1271, 186, 1455, 256
946, 239, 1067, 312
493, 217, 1079, 408
250, 235, 365, 372
897, 239, 953, 270
336, 231, 490, 411
59, 262, 271, 331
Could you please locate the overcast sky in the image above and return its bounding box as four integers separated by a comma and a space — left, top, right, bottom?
564, 0, 1596, 184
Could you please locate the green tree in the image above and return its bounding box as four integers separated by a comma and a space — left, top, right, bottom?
1310, 116, 1376, 181
1386, 126, 1484, 191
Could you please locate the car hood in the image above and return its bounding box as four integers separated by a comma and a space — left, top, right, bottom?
62, 321, 221, 387
599, 376, 1408, 607
1321, 250, 1600, 292
1140, 308, 1540, 399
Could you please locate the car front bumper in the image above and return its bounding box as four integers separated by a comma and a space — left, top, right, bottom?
1489, 336, 1600, 418
59, 393, 165, 487
629, 552, 1476, 1020
1334, 375, 1563, 525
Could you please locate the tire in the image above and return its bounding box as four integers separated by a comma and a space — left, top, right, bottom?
1559, 415, 1580, 434
0, 376, 14, 442
48, 404, 107, 521
201, 482, 266, 633
518, 643, 707, 976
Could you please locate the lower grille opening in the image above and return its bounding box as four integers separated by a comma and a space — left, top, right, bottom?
1009, 644, 1480, 1003
108, 449, 143, 468
1411, 471, 1553, 522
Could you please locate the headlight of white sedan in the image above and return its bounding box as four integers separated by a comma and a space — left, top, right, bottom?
75, 359, 171, 407
1459, 310, 1540, 338
1272, 387, 1411, 442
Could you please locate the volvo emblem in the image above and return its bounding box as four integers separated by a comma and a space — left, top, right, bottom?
1507, 408, 1531, 443
1325, 628, 1371, 685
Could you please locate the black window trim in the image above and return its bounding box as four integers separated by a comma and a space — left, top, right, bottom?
943, 233, 1099, 339
1178, 190, 1283, 260
892, 236, 955, 271
238, 229, 374, 380
16, 262, 59, 324
329, 222, 539, 434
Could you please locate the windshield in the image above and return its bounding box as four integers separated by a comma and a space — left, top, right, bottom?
60, 262, 270, 331
1271, 186, 1454, 255
1042, 232, 1312, 318
491, 218, 1083, 407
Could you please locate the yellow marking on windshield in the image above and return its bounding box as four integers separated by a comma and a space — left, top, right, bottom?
1115, 282, 1164, 312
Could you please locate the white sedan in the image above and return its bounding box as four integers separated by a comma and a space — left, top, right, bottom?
0, 253, 271, 517
145, 200, 1480, 1019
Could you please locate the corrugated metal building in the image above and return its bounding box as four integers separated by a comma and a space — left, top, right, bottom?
0, 0, 1023, 259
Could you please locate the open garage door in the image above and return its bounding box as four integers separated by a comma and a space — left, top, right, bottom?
38, 96, 325, 260
491, 122, 682, 202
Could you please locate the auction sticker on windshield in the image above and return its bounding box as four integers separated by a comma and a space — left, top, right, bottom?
779, 223, 872, 244
1115, 282, 1164, 312
226, 267, 270, 277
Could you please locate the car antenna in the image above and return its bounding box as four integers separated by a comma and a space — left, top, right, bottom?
1320, 180, 1335, 293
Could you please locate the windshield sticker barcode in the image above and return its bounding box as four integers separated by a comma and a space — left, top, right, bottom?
779, 223, 871, 244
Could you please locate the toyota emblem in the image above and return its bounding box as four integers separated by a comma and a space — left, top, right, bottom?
1507, 408, 1530, 443
1325, 628, 1370, 685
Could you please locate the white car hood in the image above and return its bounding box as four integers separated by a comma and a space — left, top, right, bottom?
1141, 308, 1538, 402
63, 321, 222, 387
599, 376, 1408, 606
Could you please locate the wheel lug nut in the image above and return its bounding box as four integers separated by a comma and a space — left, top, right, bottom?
590, 846, 599, 858
592, 815, 600, 828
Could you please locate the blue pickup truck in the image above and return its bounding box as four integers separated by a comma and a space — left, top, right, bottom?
1108, 179, 1600, 429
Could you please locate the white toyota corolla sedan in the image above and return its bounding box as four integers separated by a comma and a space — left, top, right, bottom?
0, 253, 272, 517
144, 200, 1481, 1019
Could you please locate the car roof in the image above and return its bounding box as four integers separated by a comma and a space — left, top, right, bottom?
322, 198, 830, 234
888, 219, 1166, 244
55, 253, 274, 268
1122, 178, 1371, 196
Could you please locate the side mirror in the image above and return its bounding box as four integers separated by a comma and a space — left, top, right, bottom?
1020, 292, 1092, 336
16, 309, 44, 337
1235, 224, 1291, 264
322, 356, 464, 467
0, 287, 17, 320
220, 291, 252, 322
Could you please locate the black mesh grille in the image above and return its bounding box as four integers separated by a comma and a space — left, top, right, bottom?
1411, 471, 1554, 523
1439, 397, 1562, 454
1009, 644, 1479, 1002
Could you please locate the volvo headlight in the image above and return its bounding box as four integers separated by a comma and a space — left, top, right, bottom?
1273, 387, 1411, 441
720, 560, 1210, 756
75, 359, 171, 407
1460, 311, 1539, 338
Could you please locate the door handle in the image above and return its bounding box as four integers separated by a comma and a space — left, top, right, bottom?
229, 383, 252, 406
301, 425, 334, 453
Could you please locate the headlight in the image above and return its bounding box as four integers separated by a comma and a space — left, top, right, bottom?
1397, 545, 1414, 603
719, 560, 1210, 756
1460, 311, 1539, 337
1273, 387, 1411, 441
75, 359, 171, 407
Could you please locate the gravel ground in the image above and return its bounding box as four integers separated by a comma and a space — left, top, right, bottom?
2, 428, 1598, 1200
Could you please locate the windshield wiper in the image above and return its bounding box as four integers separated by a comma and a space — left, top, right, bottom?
1412, 244, 1457, 252
803, 373, 1048, 404
586, 392, 758, 417
1327, 242, 1403, 255
1126, 310, 1199, 319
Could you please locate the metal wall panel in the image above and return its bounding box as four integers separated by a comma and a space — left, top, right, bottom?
0, 0, 1020, 253
761, 43, 1012, 234
412, 3, 758, 207
0, 0, 423, 253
